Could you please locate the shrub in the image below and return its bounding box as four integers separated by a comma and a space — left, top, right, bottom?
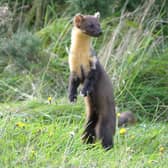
68, 0, 114, 16
0, 31, 42, 70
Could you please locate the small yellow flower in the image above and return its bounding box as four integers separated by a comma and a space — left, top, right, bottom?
119, 128, 127, 135
159, 146, 165, 153
31, 149, 36, 156
16, 122, 26, 128
49, 131, 54, 137
48, 96, 52, 104
130, 135, 135, 139
117, 112, 121, 117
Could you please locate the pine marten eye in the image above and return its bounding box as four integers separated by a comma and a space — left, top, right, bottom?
89, 23, 94, 28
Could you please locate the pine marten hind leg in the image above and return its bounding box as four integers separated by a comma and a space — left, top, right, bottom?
82, 95, 98, 144
96, 116, 114, 150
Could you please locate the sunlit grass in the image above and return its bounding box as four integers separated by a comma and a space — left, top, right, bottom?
0, 100, 167, 167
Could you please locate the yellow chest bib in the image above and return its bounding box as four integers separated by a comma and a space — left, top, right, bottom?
69, 53, 91, 79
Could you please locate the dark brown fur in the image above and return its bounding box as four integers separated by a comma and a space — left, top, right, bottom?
82, 61, 116, 149
68, 13, 116, 150
118, 111, 136, 127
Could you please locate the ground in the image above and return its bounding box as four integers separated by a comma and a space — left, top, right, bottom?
0, 99, 167, 168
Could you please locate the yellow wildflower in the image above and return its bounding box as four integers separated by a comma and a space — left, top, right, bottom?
16, 122, 26, 128
119, 128, 127, 135
48, 96, 52, 104
49, 131, 54, 137
117, 112, 121, 117
31, 149, 36, 156
130, 135, 135, 139
159, 146, 165, 153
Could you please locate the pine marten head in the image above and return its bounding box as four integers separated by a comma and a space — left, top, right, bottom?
73, 12, 102, 37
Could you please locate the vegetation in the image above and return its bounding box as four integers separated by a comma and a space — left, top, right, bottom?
0, 100, 168, 167
0, 0, 167, 167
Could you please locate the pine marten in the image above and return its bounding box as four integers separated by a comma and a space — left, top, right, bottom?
118, 111, 136, 127
68, 12, 116, 150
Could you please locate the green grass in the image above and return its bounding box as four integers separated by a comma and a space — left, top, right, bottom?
0, 100, 167, 167
0, 1, 168, 167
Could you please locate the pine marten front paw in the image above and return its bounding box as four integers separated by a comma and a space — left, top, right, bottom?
69, 94, 77, 103
80, 87, 93, 97
80, 89, 90, 97
80, 90, 87, 97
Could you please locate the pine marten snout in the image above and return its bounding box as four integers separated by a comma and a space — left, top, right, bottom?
74, 12, 102, 37
68, 12, 116, 150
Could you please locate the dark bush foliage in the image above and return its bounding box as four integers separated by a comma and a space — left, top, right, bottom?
0, 31, 42, 70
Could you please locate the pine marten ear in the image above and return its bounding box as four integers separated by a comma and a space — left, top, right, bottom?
74, 14, 84, 28
94, 12, 100, 20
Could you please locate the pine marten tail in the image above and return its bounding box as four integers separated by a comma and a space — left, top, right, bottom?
118, 111, 136, 127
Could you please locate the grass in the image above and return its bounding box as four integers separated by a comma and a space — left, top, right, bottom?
0, 1, 168, 167
0, 100, 167, 167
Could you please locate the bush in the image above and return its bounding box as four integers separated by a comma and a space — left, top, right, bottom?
0, 31, 42, 70
68, 0, 114, 16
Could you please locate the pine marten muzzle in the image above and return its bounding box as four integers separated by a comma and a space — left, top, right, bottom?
68, 12, 116, 150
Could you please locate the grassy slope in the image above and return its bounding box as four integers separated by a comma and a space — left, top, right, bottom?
0, 100, 167, 168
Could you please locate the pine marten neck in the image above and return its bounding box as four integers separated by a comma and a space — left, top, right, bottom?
70, 27, 91, 57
